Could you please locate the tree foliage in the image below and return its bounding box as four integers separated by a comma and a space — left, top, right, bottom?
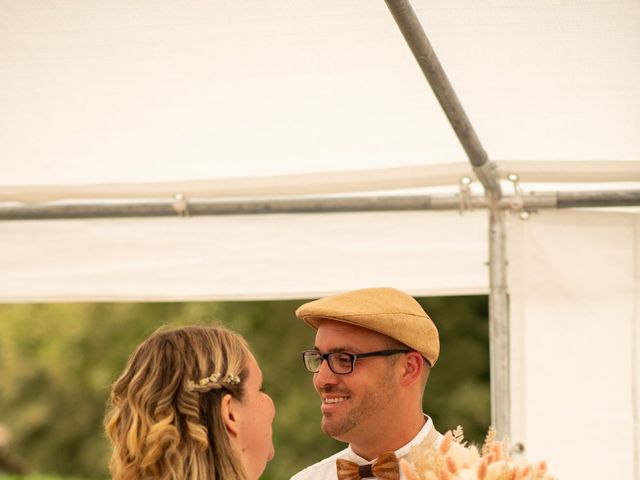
0, 296, 488, 479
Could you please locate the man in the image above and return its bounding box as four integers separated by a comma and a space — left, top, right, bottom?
290, 287, 444, 480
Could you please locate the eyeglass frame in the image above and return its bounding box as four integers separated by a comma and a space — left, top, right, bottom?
301, 348, 411, 375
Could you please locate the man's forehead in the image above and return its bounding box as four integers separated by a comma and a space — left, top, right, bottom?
315, 318, 391, 345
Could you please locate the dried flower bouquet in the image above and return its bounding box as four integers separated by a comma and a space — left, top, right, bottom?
400, 426, 557, 480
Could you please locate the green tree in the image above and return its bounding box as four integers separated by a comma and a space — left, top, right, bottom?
0, 296, 489, 480
417, 296, 490, 445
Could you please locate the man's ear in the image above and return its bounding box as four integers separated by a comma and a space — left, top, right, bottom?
220, 393, 239, 437
398, 351, 424, 387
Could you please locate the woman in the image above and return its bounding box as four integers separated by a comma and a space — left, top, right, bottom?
104, 325, 275, 480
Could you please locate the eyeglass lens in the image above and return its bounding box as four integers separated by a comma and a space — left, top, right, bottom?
303, 351, 354, 374
302, 349, 411, 375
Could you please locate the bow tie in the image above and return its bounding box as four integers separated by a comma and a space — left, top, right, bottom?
336, 451, 400, 480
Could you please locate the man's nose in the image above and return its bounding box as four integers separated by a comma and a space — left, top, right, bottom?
313, 357, 339, 387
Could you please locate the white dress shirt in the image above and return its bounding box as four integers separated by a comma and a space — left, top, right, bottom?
290, 415, 442, 480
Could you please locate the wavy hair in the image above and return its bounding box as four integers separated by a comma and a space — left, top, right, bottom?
104, 325, 250, 480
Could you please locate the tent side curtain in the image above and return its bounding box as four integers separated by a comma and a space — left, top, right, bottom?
507, 209, 640, 480
0, 211, 489, 303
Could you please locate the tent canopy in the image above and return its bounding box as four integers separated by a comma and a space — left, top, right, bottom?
2, 3, 639, 479
2, 0, 639, 200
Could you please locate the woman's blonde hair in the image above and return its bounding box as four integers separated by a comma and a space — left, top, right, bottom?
104, 325, 250, 480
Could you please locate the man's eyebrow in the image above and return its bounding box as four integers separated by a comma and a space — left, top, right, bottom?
312, 346, 351, 353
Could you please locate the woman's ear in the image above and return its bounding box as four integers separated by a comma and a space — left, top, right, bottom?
220, 393, 239, 437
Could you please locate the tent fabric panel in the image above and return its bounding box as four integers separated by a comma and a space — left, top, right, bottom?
0, 211, 489, 303
2, 1, 639, 188
508, 210, 639, 479
2, 160, 639, 204
1, 163, 474, 203
636, 214, 640, 480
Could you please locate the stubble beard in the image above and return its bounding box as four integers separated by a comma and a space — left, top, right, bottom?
320, 367, 396, 440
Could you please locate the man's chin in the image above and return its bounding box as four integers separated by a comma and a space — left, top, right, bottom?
320, 418, 351, 441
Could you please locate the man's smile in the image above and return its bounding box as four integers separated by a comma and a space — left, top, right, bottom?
322, 396, 349, 405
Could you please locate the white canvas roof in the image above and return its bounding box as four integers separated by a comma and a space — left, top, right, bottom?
1, 2, 639, 479
1, 0, 639, 198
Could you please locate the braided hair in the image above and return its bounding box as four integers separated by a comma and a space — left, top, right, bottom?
105, 325, 250, 480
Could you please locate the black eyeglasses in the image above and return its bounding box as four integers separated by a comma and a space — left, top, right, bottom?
301, 349, 411, 375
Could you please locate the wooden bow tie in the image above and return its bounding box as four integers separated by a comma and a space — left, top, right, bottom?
336, 451, 400, 480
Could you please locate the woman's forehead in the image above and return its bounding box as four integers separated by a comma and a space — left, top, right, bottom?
246, 351, 263, 380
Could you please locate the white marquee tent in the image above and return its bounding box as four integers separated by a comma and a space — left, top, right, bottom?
1, 1, 639, 478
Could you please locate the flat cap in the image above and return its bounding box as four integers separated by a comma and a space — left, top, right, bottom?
295, 287, 439, 366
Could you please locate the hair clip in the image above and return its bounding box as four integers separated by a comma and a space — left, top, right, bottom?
200, 373, 221, 386
223, 373, 240, 385
186, 371, 240, 392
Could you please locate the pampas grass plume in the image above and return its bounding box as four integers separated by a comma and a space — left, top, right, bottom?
446, 455, 459, 474
476, 459, 488, 480
402, 426, 556, 480
485, 460, 510, 480
400, 458, 420, 480
438, 469, 454, 480
440, 431, 453, 454
491, 442, 502, 458
518, 465, 531, 478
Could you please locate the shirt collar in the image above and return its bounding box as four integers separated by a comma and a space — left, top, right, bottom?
343, 415, 436, 464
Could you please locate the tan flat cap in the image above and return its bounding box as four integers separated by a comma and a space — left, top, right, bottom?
295, 287, 439, 366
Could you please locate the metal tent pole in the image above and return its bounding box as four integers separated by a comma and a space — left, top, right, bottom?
383, 0, 510, 437
2, 190, 640, 220
382, 0, 501, 198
